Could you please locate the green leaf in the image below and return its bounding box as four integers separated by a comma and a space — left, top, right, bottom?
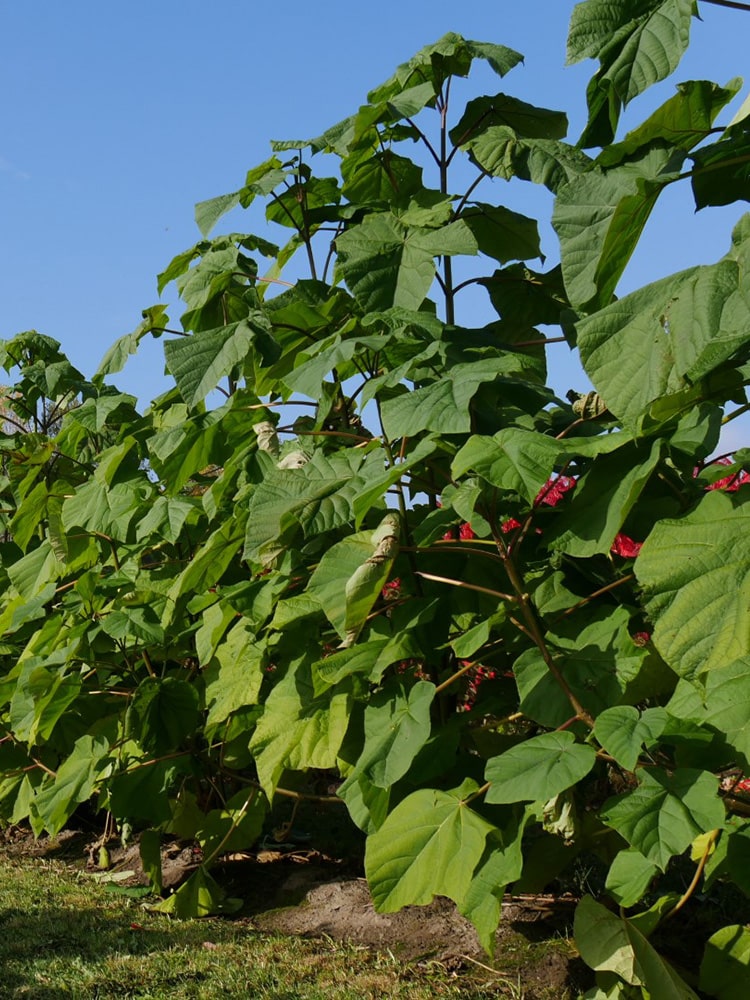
460, 203, 542, 264
203, 625, 265, 728
598, 78, 741, 169
574, 895, 640, 985
458, 809, 531, 955
465, 129, 591, 192
575, 896, 699, 997
367, 33, 522, 106
335, 212, 477, 312
150, 867, 229, 917
307, 513, 400, 645
605, 849, 658, 907
34, 736, 110, 837
593, 706, 668, 772
703, 659, 750, 767
453, 428, 561, 503
365, 779, 495, 912
547, 439, 661, 557
243, 449, 372, 565
197, 789, 266, 858
553, 146, 678, 311
110, 759, 192, 825
601, 767, 724, 869
62, 479, 146, 539
249, 663, 352, 797
164, 318, 264, 407
576, 216, 750, 426
380, 356, 542, 438
636, 492, 750, 680
139, 830, 163, 894
9, 663, 82, 745
128, 678, 201, 755
95, 305, 170, 380
485, 732, 596, 804
692, 129, 750, 210
514, 607, 648, 727
340, 680, 434, 791
567, 0, 696, 146
625, 914, 700, 999
164, 515, 246, 625
700, 925, 750, 1000
450, 93, 568, 147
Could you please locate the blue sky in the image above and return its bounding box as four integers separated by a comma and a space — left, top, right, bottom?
1, 1, 748, 415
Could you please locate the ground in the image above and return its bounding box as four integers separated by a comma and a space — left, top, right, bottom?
0, 823, 590, 999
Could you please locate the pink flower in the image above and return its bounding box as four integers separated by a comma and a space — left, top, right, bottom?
381, 578, 401, 600
611, 533, 642, 558
459, 522, 476, 540
632, 631, 650, 647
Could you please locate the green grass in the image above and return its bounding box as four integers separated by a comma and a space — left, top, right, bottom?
0, 853, 535, 1000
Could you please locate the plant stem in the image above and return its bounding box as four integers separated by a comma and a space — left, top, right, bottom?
493, 527, 595, 728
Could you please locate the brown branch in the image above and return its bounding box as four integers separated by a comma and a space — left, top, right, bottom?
702, 0, 750, 11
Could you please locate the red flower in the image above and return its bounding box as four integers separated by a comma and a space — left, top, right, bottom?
381, 578, 401, 600
696, 456, 750, 492
632, 631, 650, 647
501, 517, 522, 534
611, 533, 642, 558
535, 476, 576, 507
459, 522, 476, 540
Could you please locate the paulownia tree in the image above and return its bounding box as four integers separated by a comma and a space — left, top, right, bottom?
1, 2, 750, 994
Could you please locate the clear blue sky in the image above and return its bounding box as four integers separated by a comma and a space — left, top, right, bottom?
1, 1, 748, 413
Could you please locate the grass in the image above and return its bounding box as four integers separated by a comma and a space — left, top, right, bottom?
0, 850, 568, 1000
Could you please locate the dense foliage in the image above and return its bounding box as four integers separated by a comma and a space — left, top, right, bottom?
2, 2, 750, 995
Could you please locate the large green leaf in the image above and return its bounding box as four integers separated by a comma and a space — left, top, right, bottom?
605, 848, 659, 907
243, 449, 374, 564
593, 706, 668, 772
575, 895, 699, 997
601, 767, 724, 869
458, 809, 531, 955
692, 128, 750, 210
453, 428, 562, 503
367, 33, 523, 106
164, 318, 267, 407
249, 663, 352, 797
365, 779, 495, 912
547, 439, 660, 557
553, 146, 678, 311
335, 212, 477, 312
700, 925, 750, 1000
576, 215, 750, 427
203, 623, 266, 729
380, 356, 542, 438
305, 513, 400, 645
465, 129, 591, 192
128, 678, 201, 755
567, 0, 696, 146
703, 659, 750, 767
514, 607, 650, 727
95, 304, 170, 380
34, 736, 110, 837
339, 680, 434, 792
9, 662, 82, 745
485, 731, 596, 804
636, 491, 750, 680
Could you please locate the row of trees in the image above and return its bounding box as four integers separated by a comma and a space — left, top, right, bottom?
1, 2, 750, 995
